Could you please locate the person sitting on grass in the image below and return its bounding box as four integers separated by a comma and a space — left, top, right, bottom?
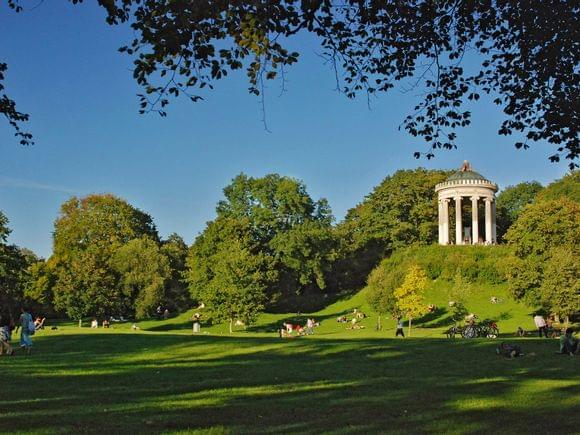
34, 317, 46, 330
0, 316, 14, 356
280, 323, 301, 338
557, 328, 578, 356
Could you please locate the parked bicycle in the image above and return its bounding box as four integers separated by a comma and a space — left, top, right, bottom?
445, 320, 499, 339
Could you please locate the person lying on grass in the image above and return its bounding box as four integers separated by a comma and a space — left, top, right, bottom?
280, 323, 304, 338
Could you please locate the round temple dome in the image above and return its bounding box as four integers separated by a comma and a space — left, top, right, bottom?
446, 160, 489, 182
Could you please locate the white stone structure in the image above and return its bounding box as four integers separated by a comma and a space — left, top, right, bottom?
435, 161, 498, 245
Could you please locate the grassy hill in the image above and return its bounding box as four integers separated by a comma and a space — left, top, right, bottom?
74, 281, 534, 340
120, 245, 537, 338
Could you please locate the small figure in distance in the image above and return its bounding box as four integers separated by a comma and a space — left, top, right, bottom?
395, 316, 405, 337
306, 318, 316, 335
19, 307, 34, 355
533, 313, 548, 338
102, 318, 110, 329
156, 305, 163, 320
465, 313, 478, 325
90, 319, 98, 329
34, 317, 46, 330
336, 315, 348, 323
163, 308, 170, 320
0, 315, 14, 356
131, 323, 139, 331
192, 312, 201, 334
556, 328, 578, 356
516, 327, 525, 337
490, 296, 499, 304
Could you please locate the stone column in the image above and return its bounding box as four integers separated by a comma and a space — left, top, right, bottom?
442, 199, 450, 244
455, 197, 463, 245
492, 200, 497, 243
485, 198, 493, 244
471, 196, 479, 245
438, 200, 443, 245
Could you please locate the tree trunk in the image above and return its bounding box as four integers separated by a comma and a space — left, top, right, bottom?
408, 317, 412, 337
377, 315, 382, 331
229, 318, 233, 334
78, 319, 82, 328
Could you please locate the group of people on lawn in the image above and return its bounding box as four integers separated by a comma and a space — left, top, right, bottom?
0, 307, 42, 356
533, 313, 578, 355
280, 317, 318, 337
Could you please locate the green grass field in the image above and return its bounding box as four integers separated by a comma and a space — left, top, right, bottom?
1, 285, 578, 434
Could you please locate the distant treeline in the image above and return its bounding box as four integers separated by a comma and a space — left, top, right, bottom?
0, 170, 577, 326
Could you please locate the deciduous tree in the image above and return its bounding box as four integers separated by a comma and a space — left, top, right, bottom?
187, 174, 334, 313
505, 198, 580, 309
161, 233, 192, 312
111, 236, 171, 319
539, 248, 579, 322
5, 1, 578, 166
189, 237, 276, 333
393, 264, 428, 336
495, 181, 543, 242
51, 194, 158, 321
335, 168, 449, 290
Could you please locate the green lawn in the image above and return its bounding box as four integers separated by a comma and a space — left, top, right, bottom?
1, 286, 578, 433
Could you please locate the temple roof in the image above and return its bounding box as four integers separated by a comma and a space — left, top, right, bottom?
446, 161, 489, 182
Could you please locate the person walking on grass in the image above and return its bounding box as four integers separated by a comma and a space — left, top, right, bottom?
19, 307, 34, 355
395, 316, 405, 337
533, 313, 548, 338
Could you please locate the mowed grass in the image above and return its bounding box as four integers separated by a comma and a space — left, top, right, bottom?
0, 330, 578, 434
2, 286, 577, 433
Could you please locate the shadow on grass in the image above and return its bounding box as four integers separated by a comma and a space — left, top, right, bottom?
146, 320, 193, 332
414, 307, 456, 328
0, 333, 577, 433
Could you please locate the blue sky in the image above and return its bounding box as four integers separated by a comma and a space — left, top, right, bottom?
0, 2, 569, 258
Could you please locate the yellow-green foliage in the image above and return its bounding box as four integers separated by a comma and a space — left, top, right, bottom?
394, 264, 428, 321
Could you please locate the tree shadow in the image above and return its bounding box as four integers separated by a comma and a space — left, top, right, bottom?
146, 320, 193, 332
413, 308, 456, 328
0, 333, 577, 434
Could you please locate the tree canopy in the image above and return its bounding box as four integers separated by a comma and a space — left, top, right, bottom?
334, 168, 449, 290
393, 264, 428, 336
0, 211, 38, 317
535, 172, 580, 203
505, 197, 579, 314
495, 181, 543, 242
110, 236, 171, 319
187, 174, 334, 313
3, 1, 579, 166
51, 194, 159, 319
